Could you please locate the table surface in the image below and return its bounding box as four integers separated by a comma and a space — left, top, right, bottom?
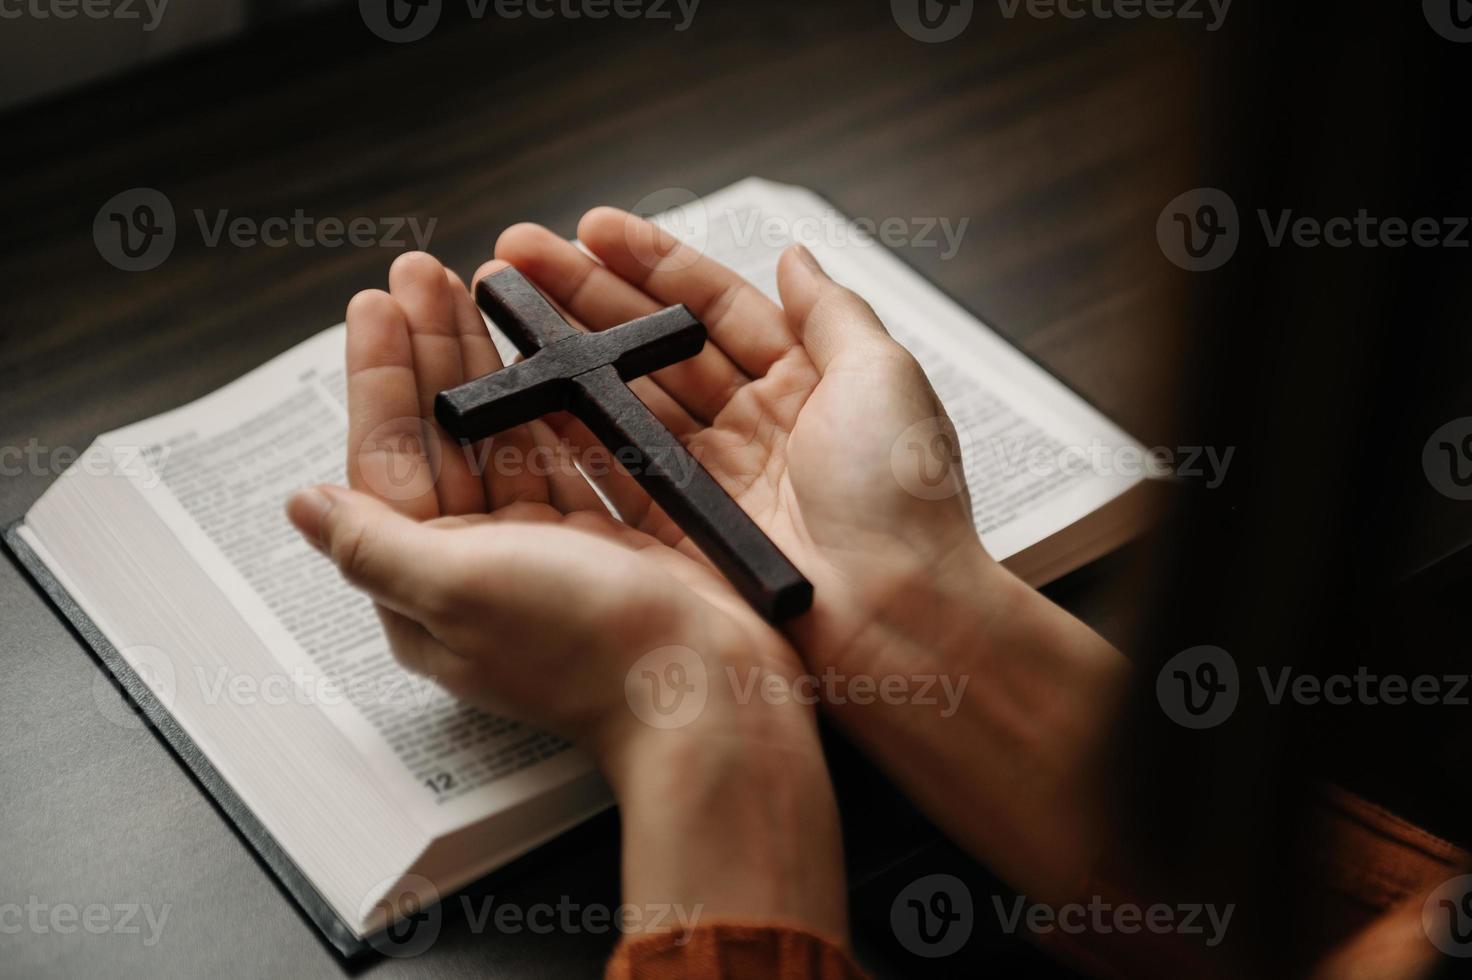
0, 4, 1198, 976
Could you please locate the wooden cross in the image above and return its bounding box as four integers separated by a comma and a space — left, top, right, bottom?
435, 268, 813, 623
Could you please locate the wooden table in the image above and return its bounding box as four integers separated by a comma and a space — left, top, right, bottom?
0, 3, 1198, 976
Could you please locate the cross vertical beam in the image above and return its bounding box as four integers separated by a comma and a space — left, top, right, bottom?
435, 269, 813, 623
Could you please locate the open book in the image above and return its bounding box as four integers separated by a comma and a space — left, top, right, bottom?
6, 178, 1154, 956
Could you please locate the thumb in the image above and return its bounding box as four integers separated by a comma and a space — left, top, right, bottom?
286, 484, 448, 619
776, 244, 899, 374
287, 485, 638, 636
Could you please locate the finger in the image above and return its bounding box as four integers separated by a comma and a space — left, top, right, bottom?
289, 484, 481, 686
577, 207, 799, 379
470, 256, 676, 523
374, 604, 475, 686
286, 487, 568, 725
460, 257, 609, 511
496, 223, 747, 426
427, 501, 559, 529
286, 483, 651, 641
445, 262, 554, 508
443, 505, 669, 559
540, 412, 660, 529
287, 484, 453, 620
444, 264, 503, 381
471, 248, 700, 438
775, 245, 898, 375
473, 252, 696, 440
527, 416, 610, 515
345, 289, 440, 520
389, 252, 486, 516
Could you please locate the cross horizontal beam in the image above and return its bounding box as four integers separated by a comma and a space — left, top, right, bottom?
435, 281, 704, 440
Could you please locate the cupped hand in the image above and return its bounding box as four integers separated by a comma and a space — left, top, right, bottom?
290, 210, 995, 750
285, 247, 818, 769
485, 210, 998, 686
287, 240, 854, 938
487, 212, 1122, 906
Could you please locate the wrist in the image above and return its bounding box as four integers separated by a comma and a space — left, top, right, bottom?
827, 537, 1129, 905
595, 654, 848, 943
824, 535, 1015, 687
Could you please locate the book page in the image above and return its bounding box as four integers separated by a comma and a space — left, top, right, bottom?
40, 177, 1140, 840
101, 328, 597, 831
650, 178, 1146, 562
17, 177, 1149, 936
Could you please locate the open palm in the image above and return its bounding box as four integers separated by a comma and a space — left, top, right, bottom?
337, 209, 983, 728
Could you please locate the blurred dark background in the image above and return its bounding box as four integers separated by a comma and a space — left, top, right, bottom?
1113, 3, 1472, 977
0, 0, 340, 110
3, 1, 1468, 977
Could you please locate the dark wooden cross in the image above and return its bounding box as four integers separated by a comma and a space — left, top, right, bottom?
435, 268, 813, 623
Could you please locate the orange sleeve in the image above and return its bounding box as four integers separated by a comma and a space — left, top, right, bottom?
605, 921, 868, 980
1036, 787, 1468, 980
1308, 789, 1469, 980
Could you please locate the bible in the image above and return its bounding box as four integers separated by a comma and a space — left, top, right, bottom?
6, 178, 1156, 957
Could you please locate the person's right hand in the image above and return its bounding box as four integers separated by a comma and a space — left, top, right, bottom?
489, 210, 996, 689
496, 210, 1132, 904
287, 248, 849, 941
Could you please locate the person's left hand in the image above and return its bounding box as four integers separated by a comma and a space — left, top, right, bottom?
286, 249, 847, 940
286, 250, 814, 768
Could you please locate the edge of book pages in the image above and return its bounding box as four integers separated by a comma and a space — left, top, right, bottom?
4, 520, 377, 958
3, 176, 1158, 960
6, 517, 615, 961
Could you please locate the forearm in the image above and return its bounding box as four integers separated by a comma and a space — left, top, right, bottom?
598, 684, 849, 943
823, 541, 1130, 906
